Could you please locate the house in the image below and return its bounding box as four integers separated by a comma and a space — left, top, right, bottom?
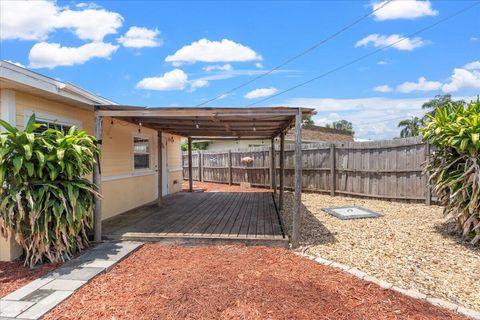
199, 124, 354, 151
1, 60, 315, 261
0, 60, 183, 261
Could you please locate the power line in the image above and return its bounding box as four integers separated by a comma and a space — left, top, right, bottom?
246, 1, 480, 107
195, 0, 394, 106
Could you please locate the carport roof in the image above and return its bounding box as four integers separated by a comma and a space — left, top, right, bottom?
96, 105, 315, 139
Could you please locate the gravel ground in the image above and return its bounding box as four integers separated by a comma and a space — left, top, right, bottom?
281, 192, 480, 311
45, 244, 464, 320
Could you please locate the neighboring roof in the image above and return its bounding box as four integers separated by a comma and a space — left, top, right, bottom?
0, 60, 116, 107
97, 105, 316, 139
285, 124, 354, 142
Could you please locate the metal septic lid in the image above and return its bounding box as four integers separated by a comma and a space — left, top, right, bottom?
322, 206, 381, 220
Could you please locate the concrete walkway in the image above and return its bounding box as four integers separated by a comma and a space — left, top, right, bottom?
0, 242, 142, 320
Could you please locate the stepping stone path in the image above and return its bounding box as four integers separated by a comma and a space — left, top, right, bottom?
0, 241, 142, 320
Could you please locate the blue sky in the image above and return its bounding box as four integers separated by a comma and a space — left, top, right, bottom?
1, 0, 479, 140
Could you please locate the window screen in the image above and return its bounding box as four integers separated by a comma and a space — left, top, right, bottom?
133, 137, 151, 170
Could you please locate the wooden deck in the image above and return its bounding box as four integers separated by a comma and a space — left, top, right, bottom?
102, 192, 288, 247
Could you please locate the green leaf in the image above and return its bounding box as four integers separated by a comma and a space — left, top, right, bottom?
0, 119, 17, 133
24, 162, 34, 177
25, 114, 36, 133
13, 156, 23, 175
23, 144, 33, 160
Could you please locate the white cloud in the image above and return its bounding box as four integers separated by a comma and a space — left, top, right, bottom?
377, 60, 390, 65
255, 62, 263, 69
372, 0, 438, 20
288, 95, 476, 140
442, 66, 480, 93
471, 37, 478, 41
373, 85, 392, 93
165, 39, 262, 65
117, 26, 162, 48
55, 8, 123, 42
136, 69, 188, 91
190, 79, 209, 90
244, 87, 278, 99
355, 34, 427, 51
396, 77, 442, 93
28, 42, 119, 68
202, 64, 233, 72
314, 113, 341, 126
0, 0, 123, 41
464, 60, 480, 70
75, 2, 102, 9
0, 0, 58, 40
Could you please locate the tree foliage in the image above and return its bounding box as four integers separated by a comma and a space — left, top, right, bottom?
0, 115, 100, 267
398, 116, 422, 138
421, 99, 480, 245
325, 120, 354, 135
181, 141, 209, 151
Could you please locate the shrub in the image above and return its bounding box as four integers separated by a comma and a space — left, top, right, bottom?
421, 99, 480, 244
0, 115, 100, 267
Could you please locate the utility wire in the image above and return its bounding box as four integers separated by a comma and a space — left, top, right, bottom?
246, 1, 480, 107
195, 0, 394, 106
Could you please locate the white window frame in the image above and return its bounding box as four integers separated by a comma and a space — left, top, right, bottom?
132, 133, 153, 174
23, 110, 82, 130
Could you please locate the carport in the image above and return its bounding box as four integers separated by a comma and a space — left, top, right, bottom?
92, 106, 315, 247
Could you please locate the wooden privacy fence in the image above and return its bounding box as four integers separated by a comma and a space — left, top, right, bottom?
183, 136, 433, 203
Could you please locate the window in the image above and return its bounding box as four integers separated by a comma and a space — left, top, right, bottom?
133, 136, 151, 170
24, 111, 81, 134
33, 121, 73, 134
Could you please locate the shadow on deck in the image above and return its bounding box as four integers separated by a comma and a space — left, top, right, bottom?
102, 191, 289, 248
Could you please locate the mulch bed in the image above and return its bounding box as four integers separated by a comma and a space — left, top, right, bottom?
0, 259, 60, 298
45, 245, 465, 320
182, 180, 271, 193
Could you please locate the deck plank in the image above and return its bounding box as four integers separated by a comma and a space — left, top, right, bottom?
103, 191, 286, 245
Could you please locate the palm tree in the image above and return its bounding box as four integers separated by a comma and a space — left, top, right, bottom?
422, 94, 465, 120
398, 116, 422, 138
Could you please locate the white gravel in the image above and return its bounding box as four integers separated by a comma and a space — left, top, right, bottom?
280, 192, 480, 310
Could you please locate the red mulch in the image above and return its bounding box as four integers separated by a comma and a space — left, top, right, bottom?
44, 245, 465, 320
182, 180, 271, 193
0, 259, 60, 298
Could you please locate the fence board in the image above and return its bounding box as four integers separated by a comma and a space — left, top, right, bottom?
182, 136, 432, 202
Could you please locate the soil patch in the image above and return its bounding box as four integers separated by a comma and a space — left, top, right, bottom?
0, 259, 60, 298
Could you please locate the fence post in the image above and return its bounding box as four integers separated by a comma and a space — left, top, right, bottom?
228, 149, 233, 185
188, 137, 193, 192
198, 150, 202, 182
330, 143, 336, 196
425, 141, 431, 205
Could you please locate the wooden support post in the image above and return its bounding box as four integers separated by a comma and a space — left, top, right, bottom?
330, 143, 336, 196
188, 137, 193, 192
157, 131, 163, 206
425, 141, 431, 206
228, 149, 233, 185
279, 131, 285, 210
291, 108, 303, 248
198, 150, 202, 182
93, 111, 103, 242
270, 139, 276, 193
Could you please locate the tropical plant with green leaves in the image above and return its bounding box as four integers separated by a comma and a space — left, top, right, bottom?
421, 99, 480, 245
0, 114, 100, 267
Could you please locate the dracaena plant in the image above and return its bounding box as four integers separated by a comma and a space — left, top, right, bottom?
421, 99, 480, 245
0, 114, 101, 267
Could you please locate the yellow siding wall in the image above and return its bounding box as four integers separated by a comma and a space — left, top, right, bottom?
164, 133, 183, 193
15, 92, 94, 133
101, 118, 159, 219
0, 89, 184, 261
